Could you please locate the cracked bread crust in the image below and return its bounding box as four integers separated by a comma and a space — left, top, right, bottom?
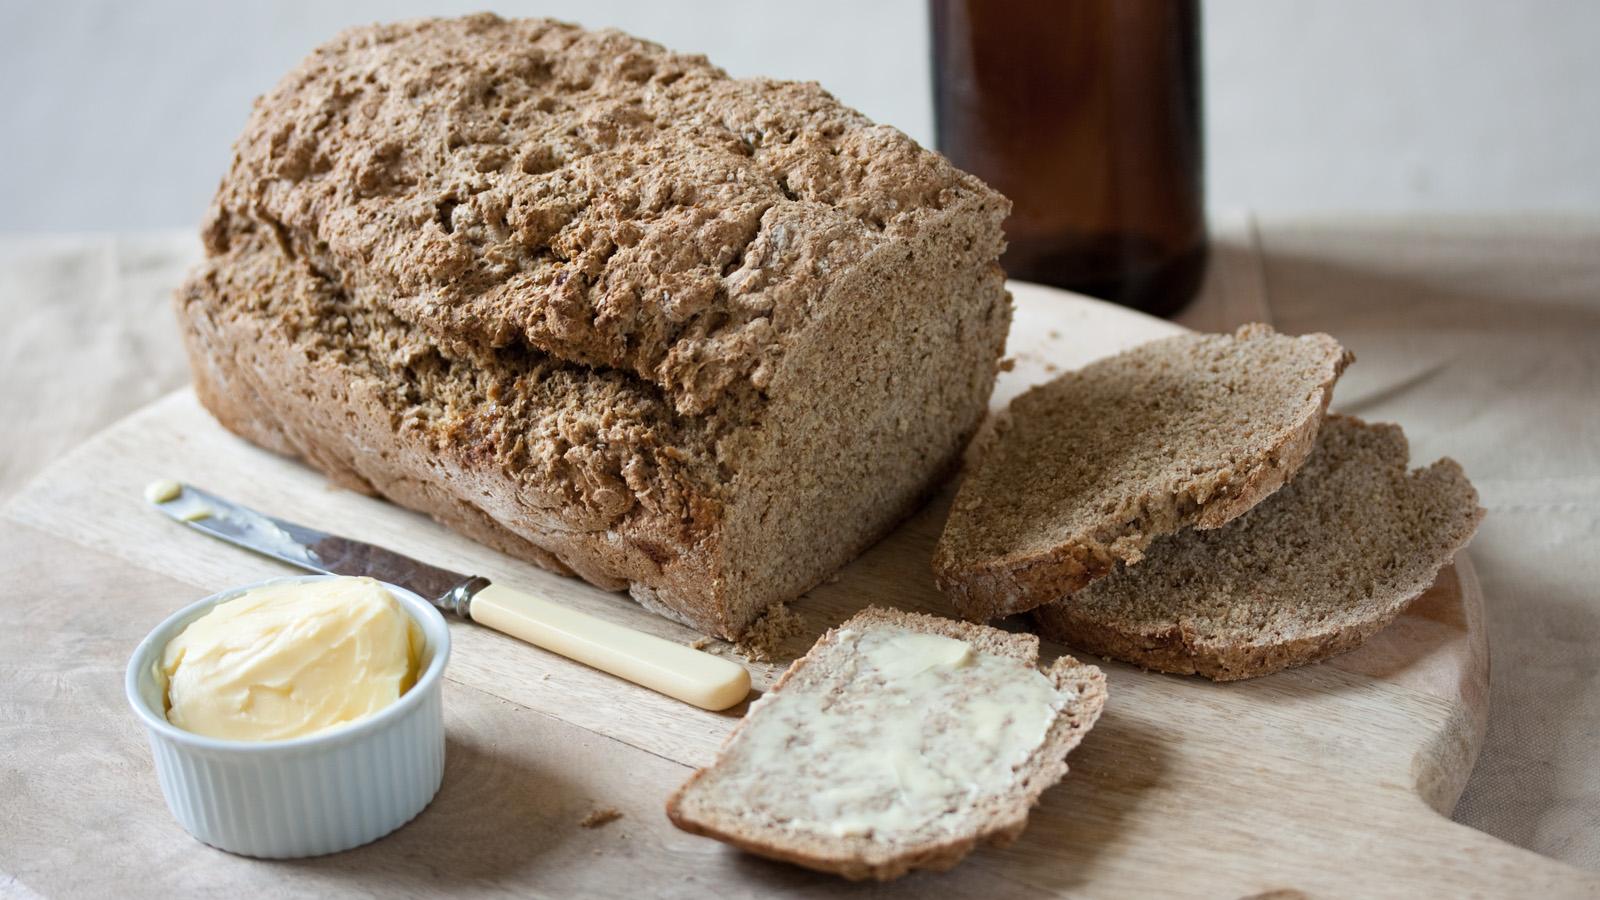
180, 224, 726, 590
178, 14, 1011, 638
203, 13, 996, 418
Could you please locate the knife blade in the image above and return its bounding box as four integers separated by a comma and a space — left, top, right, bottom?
150, 483, 484, 613
146, 481, 751, 711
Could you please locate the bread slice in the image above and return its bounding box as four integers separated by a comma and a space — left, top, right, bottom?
1033, 415, 1484, 680
666, 607, 1106, 881
934, 324, 1352, 621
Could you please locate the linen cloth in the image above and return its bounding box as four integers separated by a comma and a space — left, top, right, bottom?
1, 218, 1595, 870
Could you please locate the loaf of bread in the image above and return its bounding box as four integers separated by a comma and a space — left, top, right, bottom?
177, 15, 1011, 638
667, 607, 1106, 880
1033, 415, 1483, 680
934, 325, 1350, 621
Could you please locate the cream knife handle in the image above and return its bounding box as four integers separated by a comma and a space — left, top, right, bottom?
467, 583, 751, 711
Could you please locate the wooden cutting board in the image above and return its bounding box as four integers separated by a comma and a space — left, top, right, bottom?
2, 283, 1594, 898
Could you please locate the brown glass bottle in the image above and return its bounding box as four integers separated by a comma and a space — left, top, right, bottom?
931, 0, 1207, 317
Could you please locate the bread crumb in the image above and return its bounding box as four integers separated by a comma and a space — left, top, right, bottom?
734, 601, 804, 662
580, 807, 623, 829
689, 636, 713, 650
998, 357, 1016, 372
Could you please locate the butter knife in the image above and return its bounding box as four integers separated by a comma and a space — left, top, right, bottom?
145, 481, 751, 711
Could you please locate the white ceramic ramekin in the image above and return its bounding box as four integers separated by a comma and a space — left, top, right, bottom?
125, 575, 450, 858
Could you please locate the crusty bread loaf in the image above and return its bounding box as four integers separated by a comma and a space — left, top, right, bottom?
1033, 415, 1484, 680
177, 15, 1011, 639
934, 324, 1351, 621
666, 607, 1106, 881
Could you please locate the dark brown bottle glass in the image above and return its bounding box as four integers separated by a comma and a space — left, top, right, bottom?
931, 0, 1207, 317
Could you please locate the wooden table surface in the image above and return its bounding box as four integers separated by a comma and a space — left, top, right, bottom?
3, 215, 1599, 895
6, 274, 1600, 898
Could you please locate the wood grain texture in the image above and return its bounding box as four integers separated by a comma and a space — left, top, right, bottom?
2, 285, 1594, 897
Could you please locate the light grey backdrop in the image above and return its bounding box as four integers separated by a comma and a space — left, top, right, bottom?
4, 0, 1598, 231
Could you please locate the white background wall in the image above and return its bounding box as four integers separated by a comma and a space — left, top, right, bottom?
3, 0, 1598, 231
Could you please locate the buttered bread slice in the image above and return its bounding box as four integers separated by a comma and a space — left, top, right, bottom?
666, 607, 1105, 881
934, 324, 1352, 621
